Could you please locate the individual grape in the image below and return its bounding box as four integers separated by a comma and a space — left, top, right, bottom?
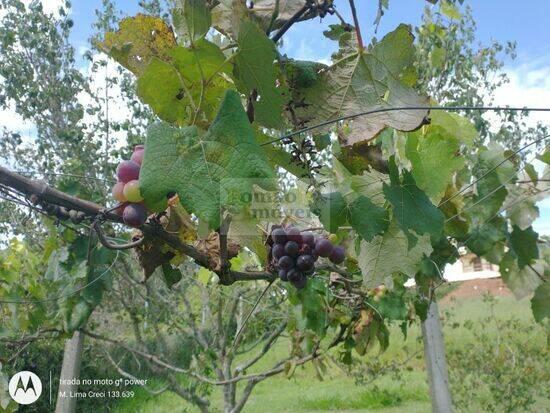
300, 244, 312, 255
131, 147, 145, 165
287, 268, 302, 283
286, 226, 302, 244
296, 255, 315, 272
301, 231, 315, 247
112, 181, 127, 202
328, 233, 338, 243
277, 255, 294, 270
122, 203, 147, 227
284, 241, 300, 257
272, 243, 285, 260
291, 274, 307, 289
315, 238, 334, 258
329, 246, 346, 264
123, 180, 144, 202
271, 227, 287, 244
116, 160, 140, 183
278, 269, 288, 281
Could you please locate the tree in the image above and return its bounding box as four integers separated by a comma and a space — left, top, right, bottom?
0, 0, 548, 412
415, 2, 548, 151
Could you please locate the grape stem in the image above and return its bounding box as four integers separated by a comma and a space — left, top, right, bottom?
348, 0, 364, 50
93, 220, 145, 250
218, 213, 232, 273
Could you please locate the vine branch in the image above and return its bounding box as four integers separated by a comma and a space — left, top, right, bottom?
348, 0, 364, 50
271, 2, 311, 43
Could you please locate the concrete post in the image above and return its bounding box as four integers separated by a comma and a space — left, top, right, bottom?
55, 331, 84, 413
421, 300, 453, 413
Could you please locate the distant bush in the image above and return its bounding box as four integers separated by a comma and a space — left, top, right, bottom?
446, 295, 550, 413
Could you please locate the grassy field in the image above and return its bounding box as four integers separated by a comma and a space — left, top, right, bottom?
113, 293, 548, 413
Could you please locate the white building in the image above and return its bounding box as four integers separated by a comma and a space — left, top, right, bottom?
444, 252, 500, 282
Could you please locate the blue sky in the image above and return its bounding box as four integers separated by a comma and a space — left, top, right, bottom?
8, 0, 550, 234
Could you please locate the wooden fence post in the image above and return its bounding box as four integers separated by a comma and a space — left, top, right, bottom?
55, 331, 84, 413
421, 300, 453, 413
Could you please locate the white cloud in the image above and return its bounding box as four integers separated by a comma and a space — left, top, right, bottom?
29, 0, 65, 16
0, 102, 33, 133
486, 62, 550, 128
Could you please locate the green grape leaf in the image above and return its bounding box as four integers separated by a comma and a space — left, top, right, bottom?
510, 225, 539, 269
376, 294, 408, 321
531, 282, 550, 323
427, 111, 477, 147
65, 300, 93, 333
468, 143, 516, 220
257, 133, 310, 178
140, 90, 276, 228
311, 192, 348, 234
347, 195, 389, 242
44, 248, 70, 281
383, 157, 444, 242
537, 146, 550, 164
465, 218, 506, 257
169, 39, 232, 123
161, 263, 183, 287
137, 58, 190, 124
500, 252, 543, 300
294, 24, 429, 145
97, 14, 177, 76
405, 130, 465, 202
234, 19, 284, 128
172, 0, 211, 44
170, 39, 229, 81
313, 133, 331, 151
504, 184, 540, 230
81, 245, 115, 307
359, 221, 432, 288
290, 278, 328, 337
337, 141, 389, 176
349, 169, 388, 207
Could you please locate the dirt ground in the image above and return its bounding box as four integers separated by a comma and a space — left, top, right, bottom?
442, 277, 512, 302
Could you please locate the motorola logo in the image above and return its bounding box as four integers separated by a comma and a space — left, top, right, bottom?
8, 371, 42, 405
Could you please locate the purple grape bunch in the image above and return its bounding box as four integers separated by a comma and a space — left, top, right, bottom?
270, 226, 346, 289
111, 145, 148, 227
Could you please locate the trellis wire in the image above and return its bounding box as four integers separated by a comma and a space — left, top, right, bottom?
261, 105, 550, 146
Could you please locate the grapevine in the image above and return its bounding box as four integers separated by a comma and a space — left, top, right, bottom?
0, 2, 548, 402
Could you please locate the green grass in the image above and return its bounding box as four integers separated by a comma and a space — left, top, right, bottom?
113, 294, 546, 413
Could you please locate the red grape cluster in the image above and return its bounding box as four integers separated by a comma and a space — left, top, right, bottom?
270, 226, 345, 289
112, 145, 148, 227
